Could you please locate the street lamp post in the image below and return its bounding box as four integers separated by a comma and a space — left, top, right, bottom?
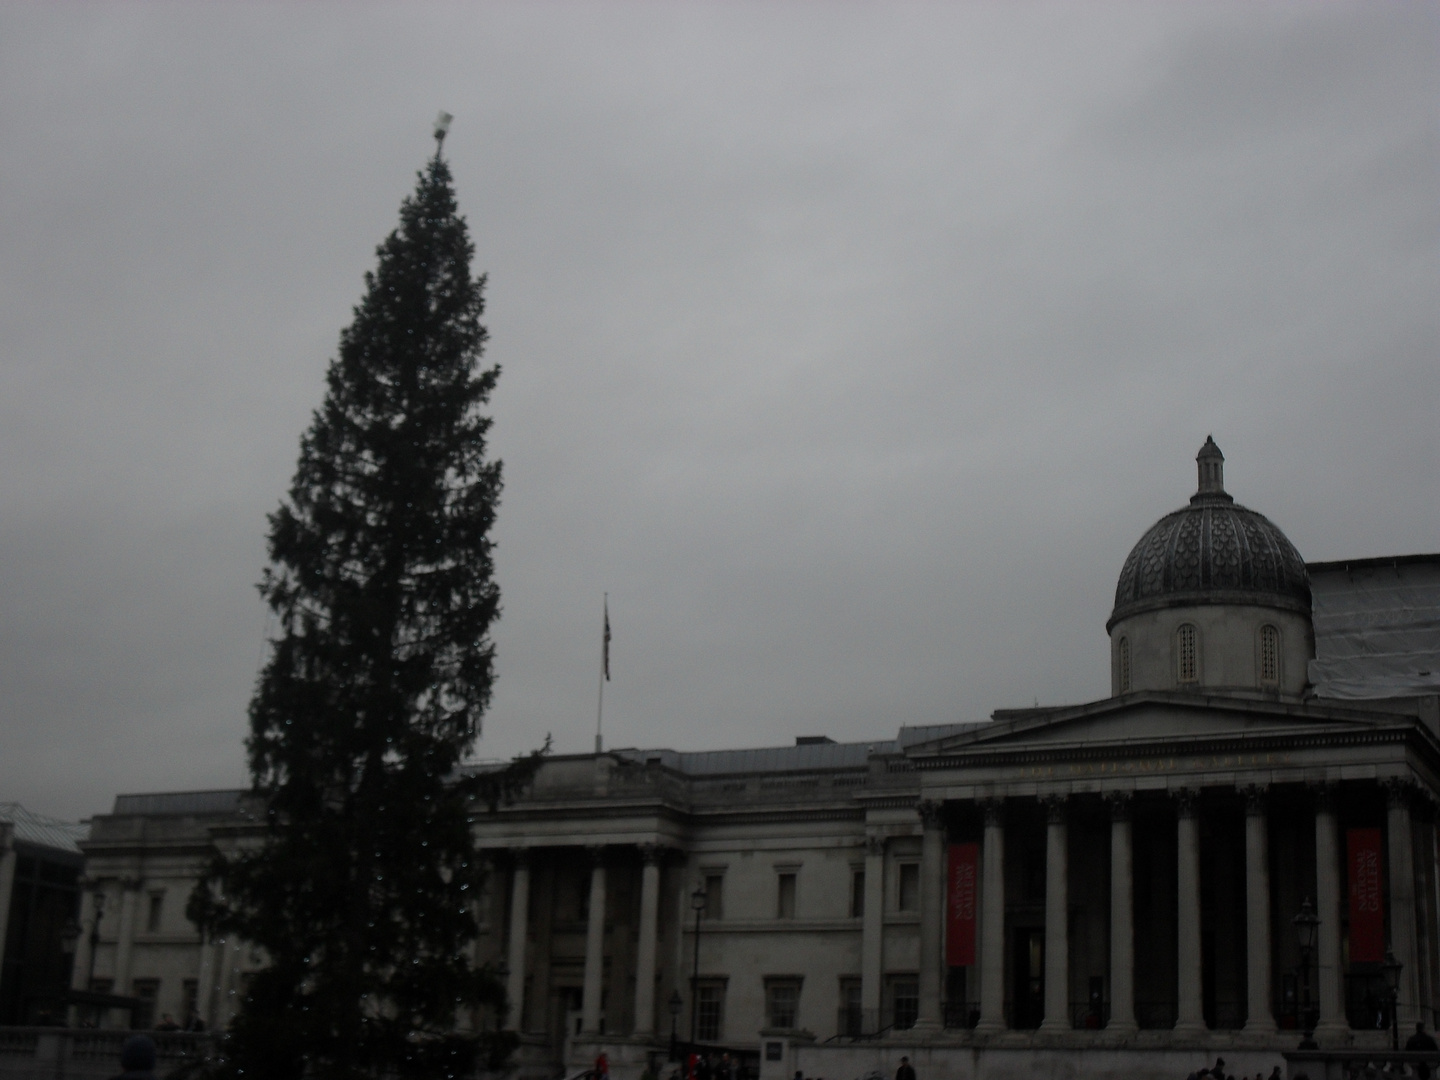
668, 989, 683, 1061
1383, 950, 1403, 1051
689, 886, 707, 1045
86, 891, 106, 990
1292, 898, 1319, 1049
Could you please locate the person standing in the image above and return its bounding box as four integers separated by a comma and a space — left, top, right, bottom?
895, 1056, 916, 1080
105, 1035, 156, 1080
1407, 1021, 1439, 1080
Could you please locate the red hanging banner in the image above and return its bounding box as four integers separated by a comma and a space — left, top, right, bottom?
1347, 827, 1385, 964
947, 842, 979, 967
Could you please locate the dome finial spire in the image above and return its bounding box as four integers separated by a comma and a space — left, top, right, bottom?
1194, 435, 1228, 501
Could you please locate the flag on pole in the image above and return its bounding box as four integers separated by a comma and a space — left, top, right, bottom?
603, 598, 611, 681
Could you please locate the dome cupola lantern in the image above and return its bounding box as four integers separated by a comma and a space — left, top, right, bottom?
1108, 439, 1314, 699
1194, 435, 1229, 502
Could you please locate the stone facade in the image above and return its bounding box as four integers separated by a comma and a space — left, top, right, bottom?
67, 444, 1440, 1079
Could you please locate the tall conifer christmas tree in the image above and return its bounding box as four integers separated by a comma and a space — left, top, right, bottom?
190, 132, 536, 1080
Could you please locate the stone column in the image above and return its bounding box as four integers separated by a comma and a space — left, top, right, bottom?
505, 852, 531, 1032
1387, 779, 1421, 1026
1242, 786, 1276, 1034
1418, 804, 1440, 1030
582, 847, 607, 1034
1039, 796, 1070, 1034
113, 879, 141, 996
633, 845, 663, 1035
1175, 790, 1206, 1036
1313, 784, 1347, 1038
1106, 793, 1137, 1034
861, 834, 886, 1026
69, 888, 97, 993
193, 933, 216, 1027
913, 800, 945, 1033
976, 799, 1007, 1033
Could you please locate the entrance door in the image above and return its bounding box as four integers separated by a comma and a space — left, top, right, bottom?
554, 987, 582, 1065
1011, 928, 1044, 1029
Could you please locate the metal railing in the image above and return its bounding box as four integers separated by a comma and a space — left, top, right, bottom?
835, 1006, 870, 1039
828, 1008, 891, 1042
0, 1028, 220, 1073
1285, 1048, 1440, 1079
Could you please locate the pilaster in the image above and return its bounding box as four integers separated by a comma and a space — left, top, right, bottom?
861, 833, 886, 1023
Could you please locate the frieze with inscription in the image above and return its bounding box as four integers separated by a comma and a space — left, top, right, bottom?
1014, 751, 1290, 781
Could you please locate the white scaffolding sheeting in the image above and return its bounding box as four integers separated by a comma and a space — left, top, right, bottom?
1309, 557, 1440, 699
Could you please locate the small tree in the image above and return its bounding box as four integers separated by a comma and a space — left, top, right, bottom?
190, 137, 539, 1079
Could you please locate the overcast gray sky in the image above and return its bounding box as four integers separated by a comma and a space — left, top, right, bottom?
1, 3, 1436, 821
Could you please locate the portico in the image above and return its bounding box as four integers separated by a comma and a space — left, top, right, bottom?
900, 691, 1440, 1044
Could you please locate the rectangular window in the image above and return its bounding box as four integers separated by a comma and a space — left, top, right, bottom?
765, 979, 802, 1030
132, 978, 160, 1029
703, 874, 725, 920
777, 873, 797, 919
839, 977, 863, 1037
850, 870, 865, 918
888, 976, 918, 1031
182, 979, 199, 1025
897, 863, 919, 913
696, 980, 725, 1042
147, 892, 164, 933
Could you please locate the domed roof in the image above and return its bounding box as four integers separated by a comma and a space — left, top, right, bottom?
1109, 438, 1310, 629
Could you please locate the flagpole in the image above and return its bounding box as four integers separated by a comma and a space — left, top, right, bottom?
595, 593, 608, 754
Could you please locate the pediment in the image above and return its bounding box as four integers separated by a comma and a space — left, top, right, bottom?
907, 692, 1403, 759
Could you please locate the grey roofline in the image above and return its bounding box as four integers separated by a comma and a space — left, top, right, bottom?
607, 722, 987, 776
101, 726, 995, 813
110, 790, 248, 816
0, 801, 89, 854
1308, 553, 1440, 573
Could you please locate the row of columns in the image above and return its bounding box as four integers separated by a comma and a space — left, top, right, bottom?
503, 843, 666, 1036
911, 781, 1423, 1035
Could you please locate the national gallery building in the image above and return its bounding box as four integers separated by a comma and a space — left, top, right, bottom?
72, 441, 1440, 1079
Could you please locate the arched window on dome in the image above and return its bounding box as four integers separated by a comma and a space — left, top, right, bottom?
1259, 624, 1279, 686
1118, 637, 1131, 694
1176, 624, 1198, 685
